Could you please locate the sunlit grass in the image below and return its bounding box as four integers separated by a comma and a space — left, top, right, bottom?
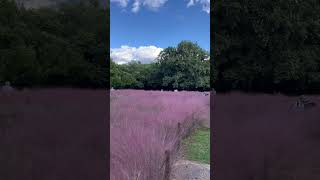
183, 127, 210, 164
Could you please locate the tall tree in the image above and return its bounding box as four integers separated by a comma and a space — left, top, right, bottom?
154, 41, 210, 90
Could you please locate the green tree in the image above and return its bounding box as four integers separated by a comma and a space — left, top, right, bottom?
212, 0, 320, 93
154, 41, 210, 90
0, 0, 109, 88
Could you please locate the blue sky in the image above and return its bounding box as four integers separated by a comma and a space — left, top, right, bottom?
110, 0, 210, 64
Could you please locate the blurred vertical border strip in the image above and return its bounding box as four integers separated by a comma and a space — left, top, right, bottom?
106, 0, 111, 179
210, 0, 215, 179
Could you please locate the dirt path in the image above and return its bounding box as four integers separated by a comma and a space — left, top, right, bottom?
171, 118, 211, 180
171, 160, 210, 180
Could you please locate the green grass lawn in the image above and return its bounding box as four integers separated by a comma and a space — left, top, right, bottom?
182, 127, 210, 164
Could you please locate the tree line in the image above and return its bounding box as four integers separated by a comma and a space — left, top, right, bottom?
111, 41, 210, 91
0, 0, 108, 88
113, 0, 320, 94
212, 0, 320, 94
2, 0, 320, 93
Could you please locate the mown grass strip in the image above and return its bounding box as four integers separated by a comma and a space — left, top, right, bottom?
182, 127, 210, 164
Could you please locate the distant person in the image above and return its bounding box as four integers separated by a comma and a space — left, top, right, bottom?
1, 81, 15, 96
1, 81, 14, 92
202, 92, 209, 96
293, 95, 316, 110
212, 88, 216, 95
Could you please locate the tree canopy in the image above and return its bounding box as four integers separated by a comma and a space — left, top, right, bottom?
0, 0, 109, 88
111, 41, 210, 91
212, 0, 320, 94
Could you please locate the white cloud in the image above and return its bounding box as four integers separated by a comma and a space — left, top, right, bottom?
187, 0, 195, 7
111, 0, 130, 7
132, 0, 141, 13
142, 0, 168, 10
111, 45, 163, 64
111, 0, 168, 13
132, 0, 168, 12
111, 0, 209, 13
186, 0, 210, 14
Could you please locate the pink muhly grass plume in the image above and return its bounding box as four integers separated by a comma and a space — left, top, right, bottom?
110, 90, 209, 180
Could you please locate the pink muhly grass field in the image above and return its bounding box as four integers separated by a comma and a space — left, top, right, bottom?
111, 90, 209, 180
0, 89, 108, 180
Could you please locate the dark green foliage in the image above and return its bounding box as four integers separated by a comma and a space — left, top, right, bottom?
111, 59, 159, 89
212, 0, 320, 94
0, 0, 108, 88
110, 60, 141, 89
154, 41, 210, 90
111, 41, 210, 91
